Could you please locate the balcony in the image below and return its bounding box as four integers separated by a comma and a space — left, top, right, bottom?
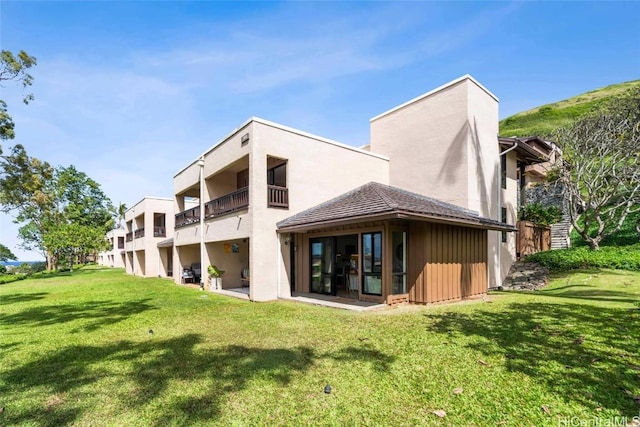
175, 206, 200, 229
154, 227, 166, 237
126, 232, 133, 242
268, 185, 289, 209
205, 187, 249, 218
134, 228, 145, 239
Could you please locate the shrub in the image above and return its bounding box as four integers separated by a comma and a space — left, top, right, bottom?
519, 203, 563, 226
526, 244, 640, 272
0, 274, 26, 284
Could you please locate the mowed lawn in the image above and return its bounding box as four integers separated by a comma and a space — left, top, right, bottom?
1, 267, 639, 426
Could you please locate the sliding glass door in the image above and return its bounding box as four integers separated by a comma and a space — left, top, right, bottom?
362, 232, 382, 295
310, 237, 333, 295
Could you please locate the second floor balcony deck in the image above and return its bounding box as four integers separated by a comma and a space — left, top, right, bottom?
175, 185, 288, 229
205, 187, 249, 218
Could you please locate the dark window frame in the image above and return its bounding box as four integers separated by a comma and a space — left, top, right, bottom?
361, 232, 383, 296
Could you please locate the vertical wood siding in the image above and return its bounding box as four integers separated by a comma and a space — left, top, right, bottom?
409, 222, 487, 304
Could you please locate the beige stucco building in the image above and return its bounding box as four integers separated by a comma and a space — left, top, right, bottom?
97, 228, 126, 268
123, 197, 175, 278
104, 75, 553, 304
169, 75, 532, 304
172, 118, 390, 301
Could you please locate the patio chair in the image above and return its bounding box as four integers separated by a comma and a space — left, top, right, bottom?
181, 268, 194, 284
191, 262, 202, 283
241, 267, 250, 287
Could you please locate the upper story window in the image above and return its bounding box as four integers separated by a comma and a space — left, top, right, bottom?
267, 157, 288, 209
267, 162, 287, 187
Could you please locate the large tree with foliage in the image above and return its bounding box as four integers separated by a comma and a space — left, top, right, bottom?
43, 222, 109, 271
1, 50, 37, 144
11, 165, 115, 269
553, 87, 640, 250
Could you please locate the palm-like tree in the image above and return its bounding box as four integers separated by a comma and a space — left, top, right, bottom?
117, 202, 127, 229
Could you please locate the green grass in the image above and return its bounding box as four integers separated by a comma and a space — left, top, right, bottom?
499, 80, 640, 137
1, 266, 640, 426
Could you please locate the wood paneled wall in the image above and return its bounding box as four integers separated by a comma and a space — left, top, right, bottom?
408, 222, 487, 304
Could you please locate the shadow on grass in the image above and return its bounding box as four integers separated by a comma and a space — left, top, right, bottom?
0, 333, 394, 426
497, 287, 640, 305
29, 267, 107, 280
0, 292, 48, 305
425, 301, 640, 416
0, 299, 157, 332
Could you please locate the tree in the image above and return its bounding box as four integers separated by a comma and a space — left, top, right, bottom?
0, 50, 37, 143
0, 243, 17, 262
3, 162, 114, 270
43, 223, 109, 271
116, 202, 127, 229
15, 165, 115, 269
553, 87, 640, 250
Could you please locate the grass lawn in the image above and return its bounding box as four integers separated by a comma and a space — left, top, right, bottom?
1, 266, 639, 426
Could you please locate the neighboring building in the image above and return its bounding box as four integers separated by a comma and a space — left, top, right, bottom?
124, 197, 175, 278
498, 136, 569, 251
170, 75, 527, 304
97, 228, 126, 268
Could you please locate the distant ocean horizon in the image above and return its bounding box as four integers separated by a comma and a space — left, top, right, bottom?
0, 261, 45, 266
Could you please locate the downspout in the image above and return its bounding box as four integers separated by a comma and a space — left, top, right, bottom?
198, 156, 206, 290
497, 141, 519, 287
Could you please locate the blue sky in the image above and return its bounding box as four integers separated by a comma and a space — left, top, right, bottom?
1, 1, 639, 260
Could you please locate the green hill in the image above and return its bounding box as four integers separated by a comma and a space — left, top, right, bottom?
499, 80, 640, 138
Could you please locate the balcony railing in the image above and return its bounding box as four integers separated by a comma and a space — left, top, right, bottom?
154, 226, 166, 237
268, 185, 289, 208
175, 206, 201, 228
126, 232, 133, 242
205, 187, 249, 218
134, 228, 145, 239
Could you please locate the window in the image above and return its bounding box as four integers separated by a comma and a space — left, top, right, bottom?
501, 207, 508, 243
267, 162, 286, 187
392, 231, 407, 294
362, 232, 382, 296
117, 237, 125, 249
500, 152, 507, 189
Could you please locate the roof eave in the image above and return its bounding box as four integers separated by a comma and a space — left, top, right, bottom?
277, 211, 516, 233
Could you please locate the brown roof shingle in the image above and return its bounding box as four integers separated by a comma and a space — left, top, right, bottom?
277, 182, 515, 232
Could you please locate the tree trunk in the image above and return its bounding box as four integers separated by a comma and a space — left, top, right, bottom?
46, 252, 53, 271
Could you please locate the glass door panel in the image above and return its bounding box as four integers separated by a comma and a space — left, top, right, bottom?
362, 232, 382, 295
310, 237, 333, 295
392, 231, 407, 294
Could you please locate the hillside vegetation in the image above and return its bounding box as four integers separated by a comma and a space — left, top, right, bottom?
499, 80, 640, 137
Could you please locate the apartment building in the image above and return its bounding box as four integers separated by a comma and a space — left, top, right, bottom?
97, 228, 126, 268
170, 75, 540, 304
124, 197, 175, 278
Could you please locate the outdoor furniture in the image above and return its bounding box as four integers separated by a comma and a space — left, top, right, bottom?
181, 268, 194, 284
191, 262, 201, 283
241, 267, 250, 287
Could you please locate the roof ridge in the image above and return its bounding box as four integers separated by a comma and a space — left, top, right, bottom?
370, 182, 399, 209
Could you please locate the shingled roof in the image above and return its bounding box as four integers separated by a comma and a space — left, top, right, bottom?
277, 182, 516, 232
